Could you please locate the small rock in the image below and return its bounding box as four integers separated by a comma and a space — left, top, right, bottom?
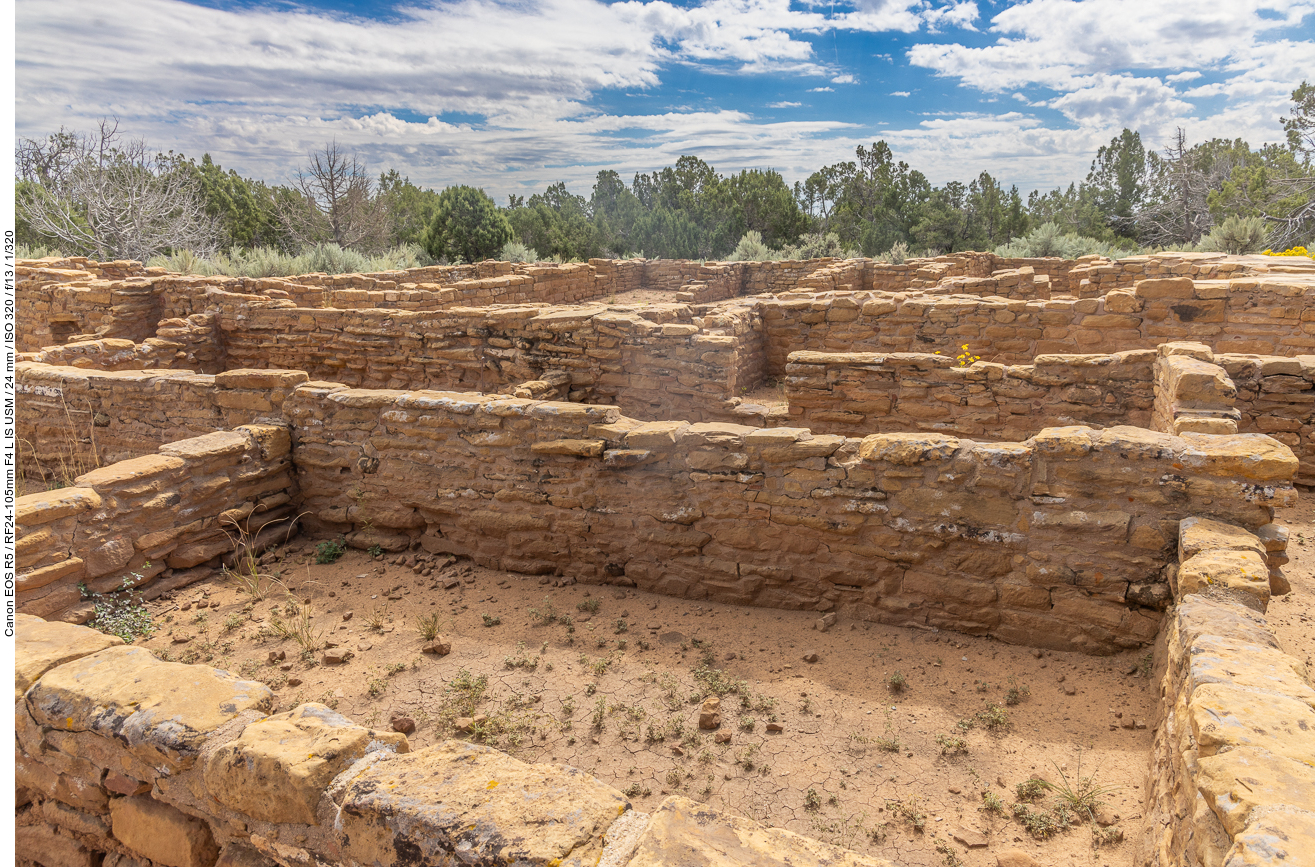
1031, 649, 1042, 659
724, 652, 737, 661
268, 650, 286, 663
948, 786, 962, 794
390, 714, 416, 735
952, 828, 988, 849
279, 664, 292, 672
172, 634, 193, 644
287, 677, 303, 687
699, 696, 722, 730
322, 650, 352, 665
342, 612, 353, 621
179, 601, 192, 611
1095, 807, 1119, 827
455, 714, 489, 733
422, 638, 452, 655
714, 731, 732, 744
802, 651, 819, 663
820, 612, 838, 627
1056, 674, 1066, 683
766, 722, 783, 733
443, 578, 460, 590
670, 746, 684, 756
539, 577, 551, 584
996, 850, 1043, 867
1063, 683, 1077, 696
358, 641, 372, 652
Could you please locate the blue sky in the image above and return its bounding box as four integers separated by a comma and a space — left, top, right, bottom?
15, 0, 1315, 203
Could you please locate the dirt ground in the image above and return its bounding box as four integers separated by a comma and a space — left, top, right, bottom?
135, 541, 1179, 867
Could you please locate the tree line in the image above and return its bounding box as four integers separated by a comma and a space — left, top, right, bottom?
15, 82, 1314, 267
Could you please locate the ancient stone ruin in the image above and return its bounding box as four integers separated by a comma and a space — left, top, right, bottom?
13, 250, 1315, 866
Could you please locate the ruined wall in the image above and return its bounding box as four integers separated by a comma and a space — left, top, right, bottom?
15, 424, 297, 623
761, 275, 1315, 374
13, 616, 893, 867
287, 384, 1296, 653
1217, 352, 1315, 487
784, 349, 1154, 439
1138, 517, 1313, 867
214, 302, 757, 422
16, 363, 308, 480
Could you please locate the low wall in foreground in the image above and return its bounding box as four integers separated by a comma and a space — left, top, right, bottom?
16, 424, 296, 623
14, 615, 894, 867
1138, 517, 1315, 866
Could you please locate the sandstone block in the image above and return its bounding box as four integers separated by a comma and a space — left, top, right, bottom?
18, 558, 86, 593
858, 433, 960, 465
205, 702, 409, 825
1223, 811, 1315, 867
1135, 277, 1195, 299
74, 454, 185, 490
27, 645, 273, 773
333, 740, 628, 867
110, 795, 220, 867
1195, 747, 1315, 837
1180, 517, 1266, 560
159, 430, 250, 461
1177, 550, 1271, 607
17, 488, 101, 527
1180, 432, 1298, 482
84, 537, 135, 578
627, 796, 893, 867
531, 439, 605, 457
1188, 682, 1315, 762
15, 823, 98, 867
14, 613, 123, 701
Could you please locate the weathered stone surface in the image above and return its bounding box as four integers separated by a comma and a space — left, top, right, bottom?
110, 795, 220, 867
333, 740, 628, 867
1188, 683, 1315, 762
14, 612, 123, 700
204, 702, 409, 825
27, 645, 273, 773
1177, 550, 1271, 606
627, 796, 893, 867
15, 823, 98, 867
1179, 517, 1265, 560
1222, 810, 1315, 867
1195, 747, 1315, 837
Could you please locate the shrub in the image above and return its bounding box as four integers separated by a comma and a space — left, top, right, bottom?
1197, 215, 1268, 254
727, 230, 778, 262
84, 572, 156, 643
995, 222, 1131, 259
499, 240, 539, 262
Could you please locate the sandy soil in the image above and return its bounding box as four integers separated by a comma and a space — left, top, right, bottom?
1269, 494, 1315, 674
136, 538, 1164, 867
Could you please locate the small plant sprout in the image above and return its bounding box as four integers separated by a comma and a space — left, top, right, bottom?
314, 537, 346, 564
804, 788, 822, 812
85, 567, 156, 643
887, 671, 906, 693
415, 612, 441, 641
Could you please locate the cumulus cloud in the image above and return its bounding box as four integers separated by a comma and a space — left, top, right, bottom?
890, 91, 912, 96
832, 74, 858, 84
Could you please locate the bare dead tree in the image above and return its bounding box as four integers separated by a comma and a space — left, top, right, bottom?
279, 141, 389, 251
16, 120, 220, 261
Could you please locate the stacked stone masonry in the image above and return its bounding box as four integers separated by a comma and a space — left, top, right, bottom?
15, 424, 297, 624
14, 250, 1315, 867
14, 614, 895, 867
1137, 517, 1315, 867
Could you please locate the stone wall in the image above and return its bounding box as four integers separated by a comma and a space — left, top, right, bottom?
13, 616, 894, 867
760, 275, 1315, 373
286, 384, 1295, 653
1137, 517, 1314, 866
1218, 351, 1315, 487
15, 424, 297, 623
783, 348, 1154, 440
16, 363, 308, 480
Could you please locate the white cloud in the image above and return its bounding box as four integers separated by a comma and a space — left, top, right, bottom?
810, 87, 836, 92
832, 74, 857, 84
768, 101, 804, 107
1166, 71, 1202, 83
890, 91, 912, 96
